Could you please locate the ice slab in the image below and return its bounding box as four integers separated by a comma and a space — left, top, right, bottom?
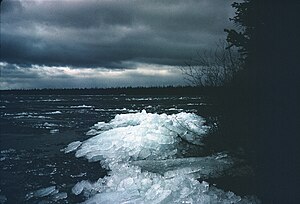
33, 186, 56, 197
131, 154, 233, 179
63, 141, 82, 153
26, 186, 57, 200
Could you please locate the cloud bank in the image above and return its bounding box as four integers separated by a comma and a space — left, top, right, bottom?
1, 0, 234, 89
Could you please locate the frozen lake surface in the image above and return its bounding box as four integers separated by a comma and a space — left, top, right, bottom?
0, 94, 259, 203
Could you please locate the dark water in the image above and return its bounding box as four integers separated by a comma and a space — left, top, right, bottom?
0, 94, 216, 203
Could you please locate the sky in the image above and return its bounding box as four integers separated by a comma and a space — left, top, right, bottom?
1, 0, 235, 89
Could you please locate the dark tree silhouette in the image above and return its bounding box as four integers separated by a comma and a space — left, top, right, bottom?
223, 1, 300, 202
224, 0, 258, 60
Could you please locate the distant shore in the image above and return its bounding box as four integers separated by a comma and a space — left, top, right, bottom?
0, 86, 223, 96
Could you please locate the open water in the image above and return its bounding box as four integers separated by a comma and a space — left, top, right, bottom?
0, 93, 257, 203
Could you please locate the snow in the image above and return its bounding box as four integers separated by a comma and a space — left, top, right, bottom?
66, 110, 258, 204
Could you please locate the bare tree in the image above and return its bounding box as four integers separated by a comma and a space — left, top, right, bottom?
180, 40, 242, 86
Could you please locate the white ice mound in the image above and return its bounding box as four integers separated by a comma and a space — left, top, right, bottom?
66, 110, 259, 203
72, 163, 255, 204
72, 110, 209, 164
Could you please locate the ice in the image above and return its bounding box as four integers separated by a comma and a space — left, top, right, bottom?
72, 180, 93, 195
72, 163, 255, 204
25, 186, 67, 202
168, 107, 184, 111
45, 111, 62, 114
70, 105, 94, 108
51, 192, 67, 201
0, 195, 7, 204
50, 129, 59, 134
70, 172, 87, 178
33, 186, 56, 197
14, 115, 51, 119
0, 148, 16, 162
0, 149, 16, 154
131, 154, 233, 179
63, 141, 82, 153
72, 110, 209, 164
43, 122, 58, 127
66, 110, 258, 203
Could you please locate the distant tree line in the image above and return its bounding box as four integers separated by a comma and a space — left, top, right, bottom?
0, 86, 222, 96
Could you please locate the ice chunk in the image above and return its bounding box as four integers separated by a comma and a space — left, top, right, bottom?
45, 111, 62, 114
70, 172, 86, 178
50, 129, 59, 134
63, 141, 82, 153
70, 105, 94, 108
33, 186, 56, 197
43, 122, 58, 127
0, 195, 7, 204
72, 180, 92, 195
51, 192, 67, 201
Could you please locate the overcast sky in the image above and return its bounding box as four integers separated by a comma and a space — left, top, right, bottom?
1, 0, 235, 89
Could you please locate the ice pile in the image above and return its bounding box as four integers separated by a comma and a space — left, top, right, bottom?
65, 110, 258, 203
71, 163, 251, 204
66, 110, 209, 165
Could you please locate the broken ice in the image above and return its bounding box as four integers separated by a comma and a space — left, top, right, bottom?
73, 110, 209, 164
66, 110, 259, 203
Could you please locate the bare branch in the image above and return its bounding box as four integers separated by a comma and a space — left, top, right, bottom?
179, 40, 242, 86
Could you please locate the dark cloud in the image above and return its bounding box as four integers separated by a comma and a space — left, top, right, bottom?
0, 62, 184, 89
1, 0, 234, 68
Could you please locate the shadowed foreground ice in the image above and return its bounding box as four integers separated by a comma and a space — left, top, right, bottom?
64, 110, 259, 203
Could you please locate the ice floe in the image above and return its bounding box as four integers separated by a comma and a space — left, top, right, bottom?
25, 186, 68, 202
63, 141, 82, 153
70, 105, 94, 109
50, 129, 59, 134
45, 111, 62, 114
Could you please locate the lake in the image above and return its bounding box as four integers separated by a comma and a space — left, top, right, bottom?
0, 92, 259, 203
